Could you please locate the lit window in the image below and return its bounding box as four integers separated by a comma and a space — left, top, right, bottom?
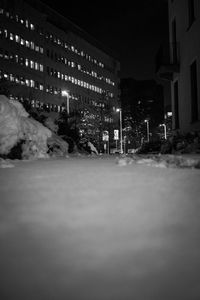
10, 74, 14, 82
30, 24, 34, 30
40, 47, 43, 54
25, 40, 30, 47
30, 61, 34, 68
10, 33, 14, 40
25, 79, 30, 86
35, 62, 39, 70
20, 19, 24, 24
4, 51, 9, 59
30, 42, 34, 50
15, 55, 19, 63
20, 38, 25, 45
30, 79, 34, 87
25, 20, 29, 28
39, 84, 43, 90
0, 8, 4, 14
3, 29, 8, 38
35, 45, 39, 52
15, 35, 20, 43
39, 64, 43, 72
20, 76, 25, 85
25, 58, 29, 67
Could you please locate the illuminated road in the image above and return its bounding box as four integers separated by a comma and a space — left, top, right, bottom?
0, 156, 200, 300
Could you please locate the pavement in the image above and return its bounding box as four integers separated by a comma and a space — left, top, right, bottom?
0, 155, 200, 300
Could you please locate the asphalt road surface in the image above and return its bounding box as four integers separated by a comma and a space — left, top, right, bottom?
0, 156, 200, 300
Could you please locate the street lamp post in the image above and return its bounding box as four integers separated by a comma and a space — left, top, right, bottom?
116, 108, 123, 154
144, 119, 150, 142
61, 90, 70, 114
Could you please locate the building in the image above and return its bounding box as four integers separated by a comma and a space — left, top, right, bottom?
120, 78, 164, 147
156, 0, 200, 133
0, 0, 120, 149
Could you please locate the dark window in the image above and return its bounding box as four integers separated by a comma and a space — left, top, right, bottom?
172, 19, 178, 63
190, 60, 198, 122
188, 0, 195, 28
174, 80, 179, 129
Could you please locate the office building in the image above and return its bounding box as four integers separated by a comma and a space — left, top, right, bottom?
0, 0, 120, 146
156, 0, 200, 133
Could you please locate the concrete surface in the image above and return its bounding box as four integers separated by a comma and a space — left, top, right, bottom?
0, 156, 200, 300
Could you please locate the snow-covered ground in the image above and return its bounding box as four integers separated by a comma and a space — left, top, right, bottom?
0, 155, 200, 300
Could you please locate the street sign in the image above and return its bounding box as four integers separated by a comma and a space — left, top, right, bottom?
114, 129, 119, 140
103, 130, 109, 141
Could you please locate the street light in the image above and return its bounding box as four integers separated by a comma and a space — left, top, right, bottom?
160, 123, 167, 139
144, 119, 150, 142
61, 90, 70, 114
116, 108, 123, 154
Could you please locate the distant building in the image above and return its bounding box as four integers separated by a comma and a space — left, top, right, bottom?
0, 0, 120, 146
120, 78, 164, 146
156, 0, 200, 133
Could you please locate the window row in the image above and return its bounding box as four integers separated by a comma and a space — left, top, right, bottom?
0, 48, 44, 72
0, 28, 44, 54
0, 7, 107, 70
0, 70, 44, 90
46, 66, 114, 98
9, 96, 110, 116
0, 68, 116, 114
46, 49, 115, 86
44, 31, 105, 69
0, 8, 35, 31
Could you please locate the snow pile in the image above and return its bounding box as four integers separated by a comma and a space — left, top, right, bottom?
116, 154, 200, 169
20, 117, 52, 159
44, 117, 59, 133
0, 95, 25, 154
0, 158, 14, 168
47, 133, 69, 157
0, 95, 68, 160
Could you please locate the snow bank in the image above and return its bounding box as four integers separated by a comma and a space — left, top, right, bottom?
0, 95, 68, 159
0, 95, 24, 154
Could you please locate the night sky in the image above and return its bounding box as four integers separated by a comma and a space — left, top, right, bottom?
40, 0, 169, 80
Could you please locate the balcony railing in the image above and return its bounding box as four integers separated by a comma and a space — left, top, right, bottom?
155, 42, 180, 81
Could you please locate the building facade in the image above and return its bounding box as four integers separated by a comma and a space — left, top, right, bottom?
120, 78, 164, 147
156, 0, 200, 133
0, 0, 120, 148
